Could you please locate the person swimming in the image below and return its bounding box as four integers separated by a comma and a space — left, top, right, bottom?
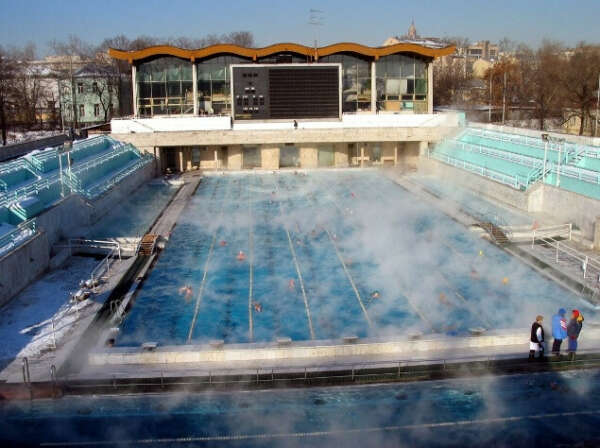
178, 285, 193, 302
219, 240, 227, 247
370, 290, 380, 300
253, 301, 263, 313
438, 292, 451, 306
236, 251, 246, 261
288, 279, 296, 290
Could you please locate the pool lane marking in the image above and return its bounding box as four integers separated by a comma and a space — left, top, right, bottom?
248, 174, 255, 341
436, 271, 494, 330
284, 222, 315, 340
41, 409, 600, 446
323, 227, 373, 329
276, 177, 315, 340
186, 176, 231, 343
323, 178, 434, 332
296, 178, 372, 329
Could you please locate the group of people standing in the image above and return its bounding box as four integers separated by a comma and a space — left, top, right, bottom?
529, 308, 585, 360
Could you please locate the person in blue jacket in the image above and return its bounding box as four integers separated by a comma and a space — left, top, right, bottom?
551, 308, 568, 356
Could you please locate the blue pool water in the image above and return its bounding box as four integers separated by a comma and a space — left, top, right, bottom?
87, 181, 178, 239
2, 369, 600, 446
116, 171, 595, 346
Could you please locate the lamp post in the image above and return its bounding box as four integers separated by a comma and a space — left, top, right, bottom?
541, 133, 549, 182
542, 133, 565, 187
594, 73, 600, 137
488, 75, 493, 123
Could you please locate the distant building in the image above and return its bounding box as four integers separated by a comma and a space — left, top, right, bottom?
59, 63, 121, 126
382, 20, 446, 50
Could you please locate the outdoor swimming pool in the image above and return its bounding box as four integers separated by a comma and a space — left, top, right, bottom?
87, 181, 178, 240
116, 170, 595, 346
2, 370, 599, 446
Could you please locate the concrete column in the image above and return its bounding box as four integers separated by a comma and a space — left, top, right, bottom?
360, 145, 364, 168
371, 61, 377, 113
178, 148, 184, 172
394, 145, 398, 166
595, 217, 600, 250
131, 64, 138, 117
153, 147, 160, 176
427, 61, 433, 114
214, 148, 218, 170
185, 148, 192, 171
192, 62, 198, 116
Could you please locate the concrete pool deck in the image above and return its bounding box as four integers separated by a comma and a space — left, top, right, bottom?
85, 327, 600, 372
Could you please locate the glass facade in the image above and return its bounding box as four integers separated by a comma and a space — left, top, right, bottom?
135, 52, 430, 117
320, 54, 371, 112
375, 55, 427, 113
196, 55, 250, 115
137, 57, 193, 117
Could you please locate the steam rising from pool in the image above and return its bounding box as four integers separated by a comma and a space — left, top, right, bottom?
116, 170, 595, 346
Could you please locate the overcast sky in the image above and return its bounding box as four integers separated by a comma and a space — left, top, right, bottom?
1, 0, 598, 55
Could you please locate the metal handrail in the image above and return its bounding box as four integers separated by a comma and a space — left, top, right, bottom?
532, 223, 600, 280
430, 151, 524, 190
553, 164, 600, 185
443, 139, 542, 168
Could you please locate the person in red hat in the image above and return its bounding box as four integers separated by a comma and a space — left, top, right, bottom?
567, 309, 584, 361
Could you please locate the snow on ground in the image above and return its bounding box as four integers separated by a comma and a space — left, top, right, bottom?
6, 130, 63, 145
0, 256, 99, 369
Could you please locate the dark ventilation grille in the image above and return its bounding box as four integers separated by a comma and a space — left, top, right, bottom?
268, 67, 339, 119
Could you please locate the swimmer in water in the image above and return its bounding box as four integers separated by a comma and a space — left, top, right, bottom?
219, 240, 227, 247
351, 192, 356, 198
253, 301, 263, 313
236, 251, 246, 261
438, 292, 451, 306
470, 268, 479, 278
178, 285, 193, 302
288, 279, 296, 290
370, 290, 380, 300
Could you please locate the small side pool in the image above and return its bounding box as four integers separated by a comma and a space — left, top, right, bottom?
1, 369, 599, 446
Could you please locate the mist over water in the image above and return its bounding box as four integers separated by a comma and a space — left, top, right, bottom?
3, 369, 600, 446
116, 170, 595, 346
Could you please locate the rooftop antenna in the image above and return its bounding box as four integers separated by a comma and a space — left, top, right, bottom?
308, 8, 324, 52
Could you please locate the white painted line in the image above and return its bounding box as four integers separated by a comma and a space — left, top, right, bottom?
186, 178, 231, 343
324, 227, 373, 329
248, 174, 255, 342
41, 409, 600, 446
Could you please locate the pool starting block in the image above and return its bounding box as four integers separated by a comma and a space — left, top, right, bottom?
141, 342, 158, 351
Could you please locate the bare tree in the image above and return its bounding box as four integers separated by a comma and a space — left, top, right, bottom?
48, 35, 93, 129
88, 63, 118, 122
0, 46, 17, 145
518, 40, 564, 130
560, 43, 600, 135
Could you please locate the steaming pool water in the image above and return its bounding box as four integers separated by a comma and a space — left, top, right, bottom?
2, 370, 600, 446
115, 170, 595, 346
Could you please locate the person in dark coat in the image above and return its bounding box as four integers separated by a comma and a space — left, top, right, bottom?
529, 315, 545, 360
567, 309, 584, 361
551, 308, 568, 356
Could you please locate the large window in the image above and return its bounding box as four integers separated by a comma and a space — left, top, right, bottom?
376, 55, 428, 113
137, 57, 194, 117
320, 54, 371, 112
196, 55, 250, 115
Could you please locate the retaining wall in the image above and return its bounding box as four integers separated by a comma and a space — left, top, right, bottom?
418, 158, 600, 244
0, 232, 50, 307
0, 160, 156, 307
